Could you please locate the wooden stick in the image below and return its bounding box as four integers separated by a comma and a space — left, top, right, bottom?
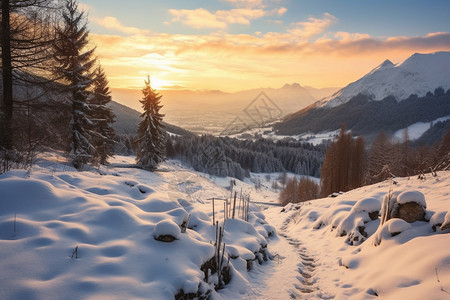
212, 198, 215, 225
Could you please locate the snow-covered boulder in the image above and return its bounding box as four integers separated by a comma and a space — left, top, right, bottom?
393, 191, 426, 223
153, 220, 181, 242
335, 197, 381, 245
440, 212, 450, 231
381, 190, 427, 224
373, 218, 412, 246
430, 211, 447, 232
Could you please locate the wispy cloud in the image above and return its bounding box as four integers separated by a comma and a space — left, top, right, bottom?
288, 13, 338, 41
276, 7, 287, 16
96, 16, 150, 35
221, 0, 264, 8
168, 7, 268, 29
168, 8, 227, 29
78, 2, 92, 13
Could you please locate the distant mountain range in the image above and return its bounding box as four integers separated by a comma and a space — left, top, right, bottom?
111, 83, 339, 134
275, 51, 450, 143
112, 83, 338, 115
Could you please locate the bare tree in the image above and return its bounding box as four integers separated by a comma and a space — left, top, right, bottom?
320, 125, 366, 196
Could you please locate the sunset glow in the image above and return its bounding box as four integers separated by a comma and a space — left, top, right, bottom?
82, 0, 450, 93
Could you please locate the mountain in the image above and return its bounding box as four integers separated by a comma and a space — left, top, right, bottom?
274, 52, 450, 142
319, 51, 450, 108
111, 83, 331, 135
112, 83, 323, 115
108, 101, 195, 137
303, 86, 340, 100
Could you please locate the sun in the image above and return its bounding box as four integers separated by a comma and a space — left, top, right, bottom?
148, 76, 170, 90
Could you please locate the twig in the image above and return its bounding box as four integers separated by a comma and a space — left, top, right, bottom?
212, 198, 215, 225
435, 267, 450, 294
71, 246, 79, 259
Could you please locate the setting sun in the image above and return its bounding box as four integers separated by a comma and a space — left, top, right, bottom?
148, 76, 170, 90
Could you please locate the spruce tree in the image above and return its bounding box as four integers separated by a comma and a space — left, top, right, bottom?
53, 0, 97, 169
135, 76, 166, 170
90, 65, 116, 165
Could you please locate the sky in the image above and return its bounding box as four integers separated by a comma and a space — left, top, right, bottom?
80, 0, 450, 92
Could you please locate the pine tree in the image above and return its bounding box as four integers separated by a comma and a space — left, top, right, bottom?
53, 0, 97, 169
90, 65, 116, 164
135, 76, 166, 171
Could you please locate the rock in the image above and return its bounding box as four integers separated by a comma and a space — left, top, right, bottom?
440, 212, 450, 230
369, 211, 379, 220
152, 220, 181, 242
155, 234, 177, 242
393, 202, 426, 223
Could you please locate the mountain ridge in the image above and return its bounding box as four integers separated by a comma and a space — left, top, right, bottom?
274, 52, 450, 143
319, 51, 450, 108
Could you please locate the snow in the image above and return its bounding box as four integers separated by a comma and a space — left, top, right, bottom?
263, 173, 450, 299
0, 154, 274, 299
320, 51, 450, 108
153, 220, 182, 240
1, 152, 450, 299
228, 126, 338, 145
393, 115, 450, 141
397, 190, 426, 207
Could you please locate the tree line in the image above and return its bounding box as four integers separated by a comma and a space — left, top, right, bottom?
1, 0, 165, 172
166, 135, 326, 180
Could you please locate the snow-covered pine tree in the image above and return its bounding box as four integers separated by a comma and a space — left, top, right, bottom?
135, 76, 166, 171
90, 65, 116, 165
53, 0, 97, 169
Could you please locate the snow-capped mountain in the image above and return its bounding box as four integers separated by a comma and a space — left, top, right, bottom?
320, 51, 450, 108
274, 51, 450, 141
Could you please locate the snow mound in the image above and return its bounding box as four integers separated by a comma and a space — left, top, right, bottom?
333, 197, 381, 245
153, 220, 181, 241
373, 218, 412, 246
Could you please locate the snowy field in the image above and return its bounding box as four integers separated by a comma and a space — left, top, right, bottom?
1, 153, 449, 299
393, 115, 450, 141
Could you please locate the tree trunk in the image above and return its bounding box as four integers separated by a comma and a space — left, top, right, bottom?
1, 0, 13, 150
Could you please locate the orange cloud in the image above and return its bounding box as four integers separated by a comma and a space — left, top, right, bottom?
92, 14, 450, 91
96, 16, 150, 35
168, 7, 269, 29
217, 8, 267, 25
168, 8, 227, 29
288, 13, 337, 41
276, 7, 287, 16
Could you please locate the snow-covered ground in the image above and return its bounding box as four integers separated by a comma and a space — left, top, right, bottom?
1, 153, 449, 299
260, 173, 450, 299
393, 115, 450, 141
228, 125, 337, 145
0, 154, 275, 299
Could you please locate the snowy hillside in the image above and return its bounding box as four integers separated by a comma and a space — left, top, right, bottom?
320, 51, 450, 108
0, 154, 276, 299
262, 173, 450, 299
0, 154, 449, 299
